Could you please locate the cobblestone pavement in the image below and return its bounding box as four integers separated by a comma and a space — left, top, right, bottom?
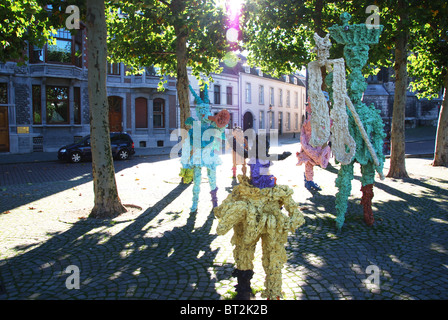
1, 141, 448, 301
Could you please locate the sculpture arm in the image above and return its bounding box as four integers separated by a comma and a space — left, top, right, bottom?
215, 201, 247, 235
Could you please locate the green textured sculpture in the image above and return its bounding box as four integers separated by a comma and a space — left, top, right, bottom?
328, 13, 386, 230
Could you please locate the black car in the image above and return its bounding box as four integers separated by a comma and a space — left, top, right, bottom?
58, 132, 135, 163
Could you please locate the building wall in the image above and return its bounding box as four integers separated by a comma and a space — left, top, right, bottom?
239, 66, 306, 136
363, 67, 441, 128
187, 70, 240, 130
0, 27, 177, 154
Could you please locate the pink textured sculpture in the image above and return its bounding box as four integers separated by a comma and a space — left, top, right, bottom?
296, 101, 331, 190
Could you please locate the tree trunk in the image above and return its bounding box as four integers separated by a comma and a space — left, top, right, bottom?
171, 0, 191, 131
86, 0, 127, 218
432, 71, 448, 166
387, 9, 409, 179
176, 26, 191, 131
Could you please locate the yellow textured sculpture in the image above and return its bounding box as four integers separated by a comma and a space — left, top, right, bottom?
214, 175, 305, 300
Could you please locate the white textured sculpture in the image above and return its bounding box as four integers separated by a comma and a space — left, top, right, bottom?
307, 33, 356, 165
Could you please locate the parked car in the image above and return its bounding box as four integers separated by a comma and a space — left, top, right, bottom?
58, 132, 135, 163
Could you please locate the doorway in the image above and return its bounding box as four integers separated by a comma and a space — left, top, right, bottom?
0, 106, 9, 152
108, 96, 123, 132
243, 111, 253, 132
278, 111, 283, 135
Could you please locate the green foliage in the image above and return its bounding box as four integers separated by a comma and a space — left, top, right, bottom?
106, 0, 228, 79
0, 0, 55, 63
241, 0, 344, 77
408, 1, 448, 99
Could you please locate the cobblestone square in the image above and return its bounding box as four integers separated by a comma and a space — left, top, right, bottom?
1, 140, 447, 300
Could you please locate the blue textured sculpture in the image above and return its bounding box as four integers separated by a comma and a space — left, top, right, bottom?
328, 13, 386, 230
180, 84, 230, 212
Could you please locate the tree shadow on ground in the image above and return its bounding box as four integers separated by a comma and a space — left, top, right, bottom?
285, 172, 448, 300
0, 155, 175, 214
0, 182, 233, 299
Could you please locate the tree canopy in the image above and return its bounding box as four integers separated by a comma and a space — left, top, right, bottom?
107, 0, 228, 82
0, 0, 55, 63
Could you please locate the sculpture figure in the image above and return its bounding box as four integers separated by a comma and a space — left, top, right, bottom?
296, 97, 332, 191
214, 135, 304, 300
327, 13, 386, 229
180, 84, 230, 212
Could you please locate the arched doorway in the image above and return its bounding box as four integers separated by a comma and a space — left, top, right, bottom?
243, 111, 253, 132
108, 96, 123, 132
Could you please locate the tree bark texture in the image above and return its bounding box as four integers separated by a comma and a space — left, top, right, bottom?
176, 26, 191, 131
432, 71, 448, 166
387, 10, 409, 179
171, 0, 191, 131
86, 0, 126, 218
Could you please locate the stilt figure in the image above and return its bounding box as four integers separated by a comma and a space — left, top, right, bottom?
180, 84, 230, 212
214, 134, 305, 300
230, 126, 248, 179
328, 13, 386, 229
296, 98, 332, 192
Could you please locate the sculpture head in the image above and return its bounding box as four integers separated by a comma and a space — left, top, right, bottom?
189, 84, 230, 128
344, 44, 370, 71
313, 33, 332, 66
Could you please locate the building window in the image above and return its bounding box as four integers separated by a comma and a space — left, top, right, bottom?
269, 111, 274, 129
47, 29, 73, 64
226, 86, 232, 105
259, 85, 264, 105
245, 82, 251, 103
46, 86, 69, 124
295, 113, 299, 130
30, 45, 44, 63
259, 110, 264, 129
74, 30, 82, 67
286, 90, 290, 107
107, 62, 121, 75
32, 85, 41, 124
0, 83, 7, 104
153, 98, 165, 128
286, 112, 290, 131
295, 92, 299, 108
135, 97, 148, 128
214, 85, 221, 105
279, 89, 283, 107
32, 28, 82, 66
73, 87, 81, 124
285, 75, 290, 83
270, 87, 274, 106
200, 88, 206, 102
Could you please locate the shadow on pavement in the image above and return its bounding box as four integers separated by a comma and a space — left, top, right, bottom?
285, 171, 448, 300
0, 181, 233, 299
0, 155, 174, 214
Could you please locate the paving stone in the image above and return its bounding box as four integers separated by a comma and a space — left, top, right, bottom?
1, 148, 448, 300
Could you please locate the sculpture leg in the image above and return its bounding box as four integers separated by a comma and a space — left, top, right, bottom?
242, 160, 247, 177
232, 151, 237, 178
304, 162, 321, 191
335, 162, 354, 230
207, 167, 218, 208
261, 231, 287, 300
191, 166, 202, 212
232, 223, 257, 300
360, 163, 376, 226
